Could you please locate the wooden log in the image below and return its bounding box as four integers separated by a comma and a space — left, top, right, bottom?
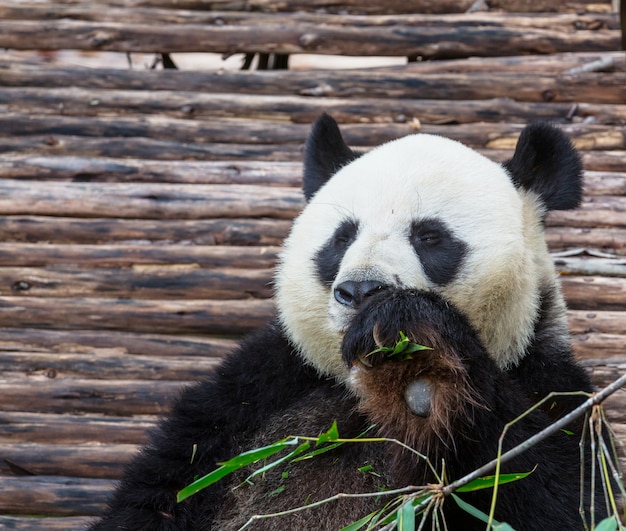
0, 350, 219, 380
545, 227, 626, 254
548, 209, 626, 228
1, 64, 624, 105
0, 156, 621, 199
554, 256, 626, 277
0, 443, 137, 479
0, 411, 155, 444
22, 64, 626, 108
0, 216, 293, 245
3, 87, 626, 127
0, 134, 302, 161
0, 113, 317, 146
0, 516, 91, 531
0, 180, 304, 220
583, 171, 626, 196
0, 6, 619, 32
0, 265, 274, 300
0, 0, 482, 18
0, 476, 112, 516
0, 327, 236, 358
245, 0, 614, 13
0, 243, 280, 268
3, 51, 623, 87
0, 15, 619, 58
572, 332, 626, 360
489, 0, 613, 11
0, 155, 302, 186
0, 376, 186, 415
1, 114, 625, 152
6, 0, 608, 14
568, 310, 626, 334
0, 296, 274, 334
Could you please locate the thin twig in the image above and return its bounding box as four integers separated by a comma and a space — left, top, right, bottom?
239, 485, 427, 530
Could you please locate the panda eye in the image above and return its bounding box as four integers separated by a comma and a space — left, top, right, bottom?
410, 219, 449, 249
417, 231, 442, 245
333, 220, 358, 247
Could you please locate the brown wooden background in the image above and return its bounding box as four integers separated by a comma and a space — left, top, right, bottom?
0, 1, 624, 529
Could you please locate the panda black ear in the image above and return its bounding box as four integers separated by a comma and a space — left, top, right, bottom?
302, 113, 360, 201
504, 123, 583, 211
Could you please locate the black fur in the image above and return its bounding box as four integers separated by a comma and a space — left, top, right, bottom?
89, 323, 324, 530
302, 113, 360, 201
504, 123, 583, 211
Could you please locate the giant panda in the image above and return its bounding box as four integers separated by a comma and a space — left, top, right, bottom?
90, 114, 604, 530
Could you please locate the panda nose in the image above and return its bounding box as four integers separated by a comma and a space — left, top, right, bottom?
334, 280, 387, 309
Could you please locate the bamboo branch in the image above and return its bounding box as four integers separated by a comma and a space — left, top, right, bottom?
442, 373, 626, 497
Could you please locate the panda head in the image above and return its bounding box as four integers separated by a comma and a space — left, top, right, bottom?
275, 114, 582, 378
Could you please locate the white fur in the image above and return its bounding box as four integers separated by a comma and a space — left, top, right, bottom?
275, 134, 556, 378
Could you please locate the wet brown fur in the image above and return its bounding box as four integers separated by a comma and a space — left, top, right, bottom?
351, 324, 483, 466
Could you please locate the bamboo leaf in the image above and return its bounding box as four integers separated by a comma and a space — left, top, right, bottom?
456, 471, 532, 493
339, 511, 380, 531
397, 499, 416, 530
246, 441, 310, 481
219, 438, 298, 467
292, 441, 342, 462
402, 343, 433, 354
492, 523, 517, 530
177, 464, 235, 502
177, 438, 298, 502
450, 493, 500, 525
316, 420, 340, 445
595, 516, 618, 531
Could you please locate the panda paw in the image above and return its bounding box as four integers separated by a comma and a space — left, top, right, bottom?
341, 289, 485, 448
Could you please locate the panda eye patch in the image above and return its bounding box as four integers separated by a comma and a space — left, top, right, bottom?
314, 219, 359, 286
410, 218, 467, 286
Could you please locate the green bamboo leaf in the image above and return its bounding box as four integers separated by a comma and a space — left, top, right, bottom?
177, 464, 235, 502
450, 493, 499, 525
220, 438, 298, 467
246, 441, 310, 481
177, 439, 298, 502
268, 484, 286, 496
492, 523, 517, 531
397, 499, 416, 531
402, 343, 433, 354
456, 471, 533, 492
378, 494, 433, 525
292, 441, 342, 462
339, 511, 379, 531
316, 420, 340, 445
595, 516, 618, 531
